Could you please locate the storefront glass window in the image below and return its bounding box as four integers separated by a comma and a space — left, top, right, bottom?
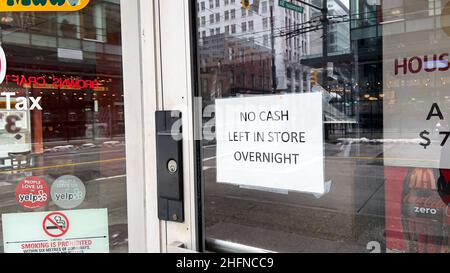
0, 0, 127, 253
194, 0, 450, 253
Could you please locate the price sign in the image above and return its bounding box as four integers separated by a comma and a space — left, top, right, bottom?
383, 0, 450, 169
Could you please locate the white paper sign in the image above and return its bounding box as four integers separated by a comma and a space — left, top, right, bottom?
215, 93, 325, 194
2, 209, 109, 253
383, 0, 450, 169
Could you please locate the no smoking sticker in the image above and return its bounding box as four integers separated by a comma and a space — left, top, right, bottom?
2, 209, 109, 253
42, 212, 69, 238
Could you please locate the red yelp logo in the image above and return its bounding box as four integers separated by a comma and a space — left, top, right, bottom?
16, 177, 49, 209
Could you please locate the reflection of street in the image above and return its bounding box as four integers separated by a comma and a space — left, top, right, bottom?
0, 143, 128, 253
203, 142, 386, 253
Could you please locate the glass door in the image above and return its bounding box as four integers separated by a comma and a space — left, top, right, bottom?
188, 0, 450, 253
0, 0, 131, 253
189, 0, 381, 253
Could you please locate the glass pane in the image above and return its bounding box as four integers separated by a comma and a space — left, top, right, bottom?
0, 0, 127, 253
194, 0, 450, 253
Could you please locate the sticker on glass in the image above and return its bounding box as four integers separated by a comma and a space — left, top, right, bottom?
51, 175, 86, 209
2, 209, 109, 253
16, 177, 49, 209
0, 0, 90, 12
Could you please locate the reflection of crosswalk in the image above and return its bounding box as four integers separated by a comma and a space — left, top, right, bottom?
0, 182, 11, 187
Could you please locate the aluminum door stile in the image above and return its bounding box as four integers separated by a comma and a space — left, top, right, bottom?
156, 0, 200, 252
121, 0, 161, 253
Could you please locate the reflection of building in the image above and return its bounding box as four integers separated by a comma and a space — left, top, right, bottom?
197, 0, 310, 93
309, 0, 351, 56
300, 0, 383, 140
0, 0, 124, 152
199, 34, 274, 100
350, 0, 382, 136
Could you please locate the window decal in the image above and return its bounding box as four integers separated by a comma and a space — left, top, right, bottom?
0, 0, 90, 12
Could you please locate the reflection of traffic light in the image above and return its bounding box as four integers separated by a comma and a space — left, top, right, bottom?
310, 69, 318, 86
253, 0, 260, 13
242, 0, 251, 10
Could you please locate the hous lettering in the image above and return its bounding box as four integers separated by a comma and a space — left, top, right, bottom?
395, 53, 450, 75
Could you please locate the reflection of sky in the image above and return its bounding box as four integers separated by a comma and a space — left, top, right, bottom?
341, 0, 349, 8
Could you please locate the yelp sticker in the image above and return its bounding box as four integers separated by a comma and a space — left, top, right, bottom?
16, 177, 49, 209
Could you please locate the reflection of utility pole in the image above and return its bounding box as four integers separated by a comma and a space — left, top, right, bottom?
321, 0, 329, 90
270, 4, 277, 93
